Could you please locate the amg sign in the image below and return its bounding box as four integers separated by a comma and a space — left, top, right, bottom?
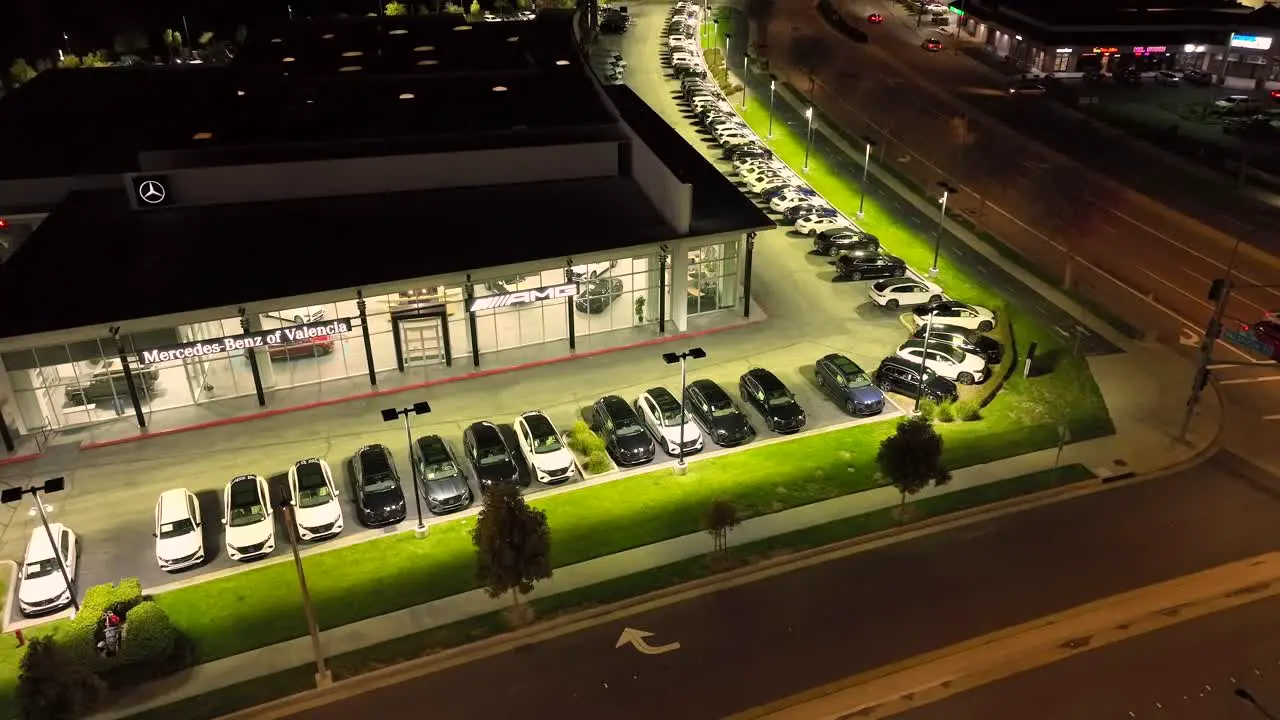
140, 318, 354, 364
469, 283, 579, 312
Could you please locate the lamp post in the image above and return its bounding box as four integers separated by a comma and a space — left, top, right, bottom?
277, 497, 331, 688
931, 181, 959, 277
858, 136, 877, 218
767, 75, 777, 138
713, 19, 719, 54
1, 478, 78, 616
1237, 688, 1280, 719
381, 400, 432, 538
803, 106, 815, 172
741, 50, 749, 109
662, 348, 706, 475
913, 317, 936, 414
723, 32, 731, 68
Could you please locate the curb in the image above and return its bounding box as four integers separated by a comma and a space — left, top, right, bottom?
0, 560, 16, 635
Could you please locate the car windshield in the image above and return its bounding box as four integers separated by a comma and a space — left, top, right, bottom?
765, 389, 793, 407
478, 445, 510, 466
848, 372, 872, 388
158, 518, 194, 539
934, 346, 967, 363
295, 465, 333, 509
24, 559, 57, 580
711, 406, 738, 418
616, 420, 646, 437
424, 460, 458, 480
362, 471, 398, 494
532, 433, 563, 454
229, 502, 266, 527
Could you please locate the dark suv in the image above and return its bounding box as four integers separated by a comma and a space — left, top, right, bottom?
814, 353, 886, 416
738, 368, 806, 434
835, 251, 907, 281
686, 379, 754, 447
412, 435, 472, 515
814, 229, 880, 257
351, 444, 407, 527
463, 421, 522, 488
65, 364, 160, 406
591, 395, 656, 466
873, 356, 959, 404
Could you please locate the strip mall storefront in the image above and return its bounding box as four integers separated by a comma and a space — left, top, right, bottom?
0, 237, 747, 438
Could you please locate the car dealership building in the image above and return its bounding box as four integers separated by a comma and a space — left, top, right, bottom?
0, 12, 771, 449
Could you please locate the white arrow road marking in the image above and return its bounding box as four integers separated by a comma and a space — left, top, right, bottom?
1263, 414, 1280, 421
616, 628, 681, 655
1180, 328, 1201, 347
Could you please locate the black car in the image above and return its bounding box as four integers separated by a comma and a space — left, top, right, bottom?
1182, 69, 1213, 86
738, 368, 806, 433
782, 204, 838, 224
912, 325, 1003, 365
762, 185, 808, 202
686, 379, 754, 446
814, 353, 886, 416
873, 356, 959, 404
351, 444, 407, 527
463, 421, 522, 488
65, 363, 160, 406
412, 435, 472, 515
726, 145, 772, 162
574, 277, 624, 314
591, 395, 656, 466
835, 251, 907, 281
674, 63, 705, 79
814, 229, 880, 257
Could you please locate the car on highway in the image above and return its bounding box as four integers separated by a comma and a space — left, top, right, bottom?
351, 444, 407, 527
896, 339, 987, 385
591, 394, 656, 466
867, 12, 884, 23
867, 277, 945, 309
686, 379, 754, 447
814, 353, 886, 416
913, 325, 1003, 365
1008, 83, 1047, 96
814, 228, 879, 256
515, 411, 577, 484
922, 37, 944, 52
738, 368, 806, 433
1244, 319, 1280, 349
911, 300, 996, 332
288, 458, 344, 540
796, 214, 853, 236
636, 387, 704, 457
574, 277, 624, 314
18, 524, 78, 617
412, 435, 473, 515
873, 356, 959, 404
835, 250, 908, 281
154, 488, 206, 572
463, 421, 522, 488
223, 474, 275, 561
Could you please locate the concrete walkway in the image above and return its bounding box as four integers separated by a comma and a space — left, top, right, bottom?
92, 391, 1217, 719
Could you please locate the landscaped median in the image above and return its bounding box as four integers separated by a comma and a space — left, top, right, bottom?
124, 463, 1098, 720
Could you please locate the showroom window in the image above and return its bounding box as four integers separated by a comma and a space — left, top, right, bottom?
575, 255, 660, 338
471, 267, 571, 354
245, 300, 371, 390
687, 242, 739, 315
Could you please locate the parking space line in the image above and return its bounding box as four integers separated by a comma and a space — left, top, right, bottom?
1264, 414, 1280, 421
1218, 376, 1280, 385
1141, 269, 1213, 311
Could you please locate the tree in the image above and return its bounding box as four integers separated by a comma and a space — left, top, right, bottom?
17, 637, 105, 720
515, 0, 533, 10
494, 0, 512, 12
472, 484, 552, 622
9, 58, 39, 86
198, 31, 215, 47
704, 499, 740, 556
469, 0, 482, 16
877, 416, 951, 517
386, 1, 409, 14
163, 29, 183, 63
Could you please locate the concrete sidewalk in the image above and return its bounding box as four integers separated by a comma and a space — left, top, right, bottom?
91, 382, 1218, 719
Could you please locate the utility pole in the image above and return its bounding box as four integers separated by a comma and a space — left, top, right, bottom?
280, 499, 331, 688
1180, 240, 1241, 442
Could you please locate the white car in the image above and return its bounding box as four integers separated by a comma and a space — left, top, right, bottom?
18, 524, 77, 617
911, 300, 997, 332
483, 12, 502, 21
720, 135, 759, 150
713, 124, 752, 140
867, 278, 946, 309
669, 52, 695, 66
745, 174, 793, 194
154, 488, 206, 572
515, 411, 577, 484
896, 340, 987, 385
636, 387, 703, 456
771, 192, 827, 213
707, 117, 747, 133
735, 158, 780, 174
223, 474, 275, 561
796, 214, 854, 236
740, 164, 788, 183
289, 458, 344, 541
668, 34, 693, 47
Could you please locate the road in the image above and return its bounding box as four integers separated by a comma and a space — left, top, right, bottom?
748, 0, 1280, 337
897, 592, 1280, 720
281, 450, 1280, 720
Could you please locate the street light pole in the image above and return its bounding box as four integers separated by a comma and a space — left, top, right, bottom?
931, 181, 959, 277
2, 478, 79, 616
803, 106, 815, 172
913, 317, 935, 414
767, 76, 777, 138
663, 348, 707, 475
858, 136, 877, 218
381, 400, 432, 538
279, 500, 331, 688
741, 51, 749, 110
1237, 688, 1280, 720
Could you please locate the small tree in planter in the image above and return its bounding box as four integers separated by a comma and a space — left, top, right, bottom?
473, 484, 552, 626
634, 296, 646, 325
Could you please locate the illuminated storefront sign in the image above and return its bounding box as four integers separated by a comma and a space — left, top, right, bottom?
468, 283, 579, 312
1132, 46, 1168, 54
1055, 48, 1072, 54
1093, 47, 1119, 54
141, 318, 354, 364
1230, 34, 1273, 50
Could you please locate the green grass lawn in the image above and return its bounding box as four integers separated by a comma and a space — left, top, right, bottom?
120, 463, 1096, 720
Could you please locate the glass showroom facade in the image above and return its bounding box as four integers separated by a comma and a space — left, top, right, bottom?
0, 240, 742, 433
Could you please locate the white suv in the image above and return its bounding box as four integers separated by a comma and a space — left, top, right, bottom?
515, 411, 577, 484
636, 387, 703, 456
289, 458, 344, 541
223, 474, 275, 561
154, 488, 206, 572
18, 524, 78, 617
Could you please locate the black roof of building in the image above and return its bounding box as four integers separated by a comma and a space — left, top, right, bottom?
955, 0, 1275, 44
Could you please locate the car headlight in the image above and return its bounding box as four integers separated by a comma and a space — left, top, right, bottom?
716, 428, 729, 437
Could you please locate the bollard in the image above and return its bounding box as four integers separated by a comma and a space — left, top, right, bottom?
14, 629, 24, 648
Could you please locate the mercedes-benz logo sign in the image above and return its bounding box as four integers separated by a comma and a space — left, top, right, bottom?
138, 180, 166, 205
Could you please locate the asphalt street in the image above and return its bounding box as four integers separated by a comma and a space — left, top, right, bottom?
282, 450, 1280, 720
754, 0, 1280, 334
896, 592, 1280, 720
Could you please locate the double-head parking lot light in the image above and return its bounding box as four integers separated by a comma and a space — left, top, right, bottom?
803, 106, 815, 172
663, 348, 707, 474
2, 477, 79, 615
381, 400, 432, 537
932, 181, 959, 277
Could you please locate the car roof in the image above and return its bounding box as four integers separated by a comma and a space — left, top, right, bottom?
880, 355, 915, 370
521, 412, 557, 437
25, 524, 66, 560
644, 386, 681, 409
358, 444, 392, 472
822, 353, 865, 375
228, 475, 261, 504
415, 435, 450, 463
468, 421, 505, 446
157, 488, 192, 521
691, 378, 729, 400
745, 368, 785, 391
599, 395, 635, 418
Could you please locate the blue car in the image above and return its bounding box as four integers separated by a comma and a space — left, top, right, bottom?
814, 353, 885, 416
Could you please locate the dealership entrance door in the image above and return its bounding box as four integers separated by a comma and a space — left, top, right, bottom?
391, 305, 452, 375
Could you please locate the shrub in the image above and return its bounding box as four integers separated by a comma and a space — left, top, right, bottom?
468, 0, 481, 16
444, 2, 464, 12
118, 602, 177, 666
954, 398, 982, 421
935, 400, 955, 423
566, 421, 605, 456
18, 637, 105, 720
916, 397, 938, 421
583, 451, 612, 475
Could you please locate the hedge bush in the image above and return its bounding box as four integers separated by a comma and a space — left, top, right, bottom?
566, 420, 605, 456
954, 398, 982, 421
936, 400, 955, 423
916, 397, 938, 421
584, 451, 612, 475
972, 302, 1018, 409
